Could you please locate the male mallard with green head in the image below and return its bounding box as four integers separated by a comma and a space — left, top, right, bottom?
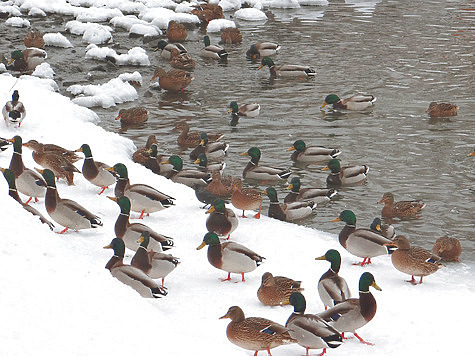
196, 232, 265, 282
257, 272, 303, 306
258, 57, 316, 77
246, 42, 280, 59
285, 177, 337, 205
241, 147, 291, 182
205, 199, 239, 239
288, 140, 341, 164
264, 187, 317, 222
194, 153, 225, 174
7, 48, 47, 72
323, 159, 369, 187
2, 90, 26, 127
200, 35, 228, 61
321, 94, 376, 111
189, 132, 229, 162
161, 155, 211, 187
153, 40, 188, 59
369, 217, 395, 240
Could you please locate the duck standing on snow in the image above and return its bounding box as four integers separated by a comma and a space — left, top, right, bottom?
385, 235, 443, 284
220, 306, 296, 355
23, 139, 79, 163
317, 272, 382, 345
75, 144, 116, 195
432, 236, 462, 262
2, 90, 26, 127
285, 292, 342, 356
200, 35, 228, 61
104, 238, 167, 298
196, 232, 265, 282
257, 272, 303, 306
246, 42, 281, 59
288, 140, 341, 164
1, 167, 54, 230
320, 94, 376, 111
231, 178, 262, 218
151, 68, 193, 92
284, 177, 337, 205
378, 192, 425, 219
258, 57, 316, 78
333, 210, 396, 266
7, 48, 47, 72
315, 249, 351, 309
107, 163, 175, 219
205, 199, 239, 239
38, 168, 102, 234
264, 187, 317, 222
241, 147, 291, 182
323, 159, 369, 187
108, 196, 174, 252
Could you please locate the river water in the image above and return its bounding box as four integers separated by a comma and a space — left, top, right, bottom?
1, 1, 473, 260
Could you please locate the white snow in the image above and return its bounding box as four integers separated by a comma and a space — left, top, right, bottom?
234, 8, 268, 21
5, 17, 31, 28
43, 32, 74, 48
207, 18, 236, 33
31, 62, 55, 79
65, 20, 113, 44
28, 7, 47, 17
85, 44, 151, 66
129, 23, 162, 37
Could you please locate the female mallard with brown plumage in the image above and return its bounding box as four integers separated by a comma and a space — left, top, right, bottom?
315, 249, 351, 309
161, 155, 211, 187
24, 29, 45, 48
333, 210, 395, 266
197, 232, 265, 282
221, 27, 242, 44
426, 102, 458, 117
205, 171, 235, 198
264, 187, 316, 222
378, 192, 425, 219
108, 196, 174, 252
131, 231, 179, 288
286, 292, 342, 356
166, 20, 187, 42
75, 143, 115, 195
103, 237, 167, 298
321, 94, 376, 111
1, 167, 54, 230
220, 305, 296, 355
169, 48, 195, 71
323, 159, 369, 187
151, 67, 193, 92
7, 136, 46, 203
317, 272, 381, 345
23, 139, 79, 186
23, 139, 79, 163
288, 139, 341, 164
246, 42, 281, 59
173, 121, 224, 148
189, 132, 229, 162
191, 4, 224, 24
432, 236, 462, 262
258, 57, 316, 78
205, 199, 239, 239
241, 147, 291, 182
108, 163, 175, 219
38, 168, 102, 234
386, 235, 442, 284
231, 178, 262, 218
2, 90, 26, 127
257, 272, 303, 306
115, 107, 148, 125
284, 177, 337, 205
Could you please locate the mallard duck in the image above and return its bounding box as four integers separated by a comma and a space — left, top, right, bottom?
191, 4, 224, 24
24, 29, 45, 48
7, 48, 47, 72
153, 40, 188, 59
231, 178, 262, 218
320, 94, 376, 111
323, 159, 369, 187
166, 20, 187, 42
200, 35, 228, 61
333, 210, 395, 266
0, 137, 11, 151
108, 196, 174, 252
220, 306, 296, 355
74, 143, 115, 195
257, 272, 303, 306
288, 140, 341, 164
241, 147, 291, 182
284, 177, 337, 205
38, 168, 102, 234
7, 136, 46, 202
142, 143, 173, 177
131, 231, 179, 287
205, 199, 239, 239
264, 187, 316, 222
23, 139, 79, 186
205, 171, 234, 197
108, 163, 175, 219
432, 236, 461, 262
24, 139, 79, 163
369, 217, 395, 240
189, 132, 229, 162
317, 272, 381, 345
2, 90, 26, 127
246, 42, 281, 59
315, 249, 351, 309
115, 107, 148, 125
132, 134, 158, 165
173, 121, 224, 148
258, 57, 316, 77
194, 153, 225, 174
151, 67, 193, 92
1, 167, 54, 230
162, 155, 211, 187
221, 27, 242, 44
228, 101, 260, 118
426, 102, 458, 117
197, 232, 265, 282
286, 292, 342, 356
378, 192, 425, 219
169, 48, 195, 71
103, 238, 167, 298
386, 235, 442, 284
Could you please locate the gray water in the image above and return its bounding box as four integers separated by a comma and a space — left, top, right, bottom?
1, 1, 473, 260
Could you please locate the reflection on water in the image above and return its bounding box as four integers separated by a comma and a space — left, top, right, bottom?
1, 1, 473, 260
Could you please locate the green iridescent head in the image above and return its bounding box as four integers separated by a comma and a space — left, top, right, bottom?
109, 195, 131, 214
40, 168, 56, 186
324, 94, 341, 105
203, 35, 211, 47
138, 231, 150, 248
244, 147, 261, 163
167, 155, 183, 171
327, 159, 341, 173
77, 143, 92, 158
199, 132, 209, 146
229, 101, 239, 113
289, 292, 306, 313
208, 199, 226, 214
260, 56, 275, 68
338, 210, 356, 225
264, 187, 279, 202
9, 135, 22, 152
149, 143, 158, 158
292, 140, 306, 152
104, 238, 125, 258
196, 232, 220, 250
359, 272, 382, 292
370, 218, 382, 232
112, 163, 128, 179
195, 153, 208, 167
287, 177, 301, 192
11, 50, 24, 60
316, 249, 342, 272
